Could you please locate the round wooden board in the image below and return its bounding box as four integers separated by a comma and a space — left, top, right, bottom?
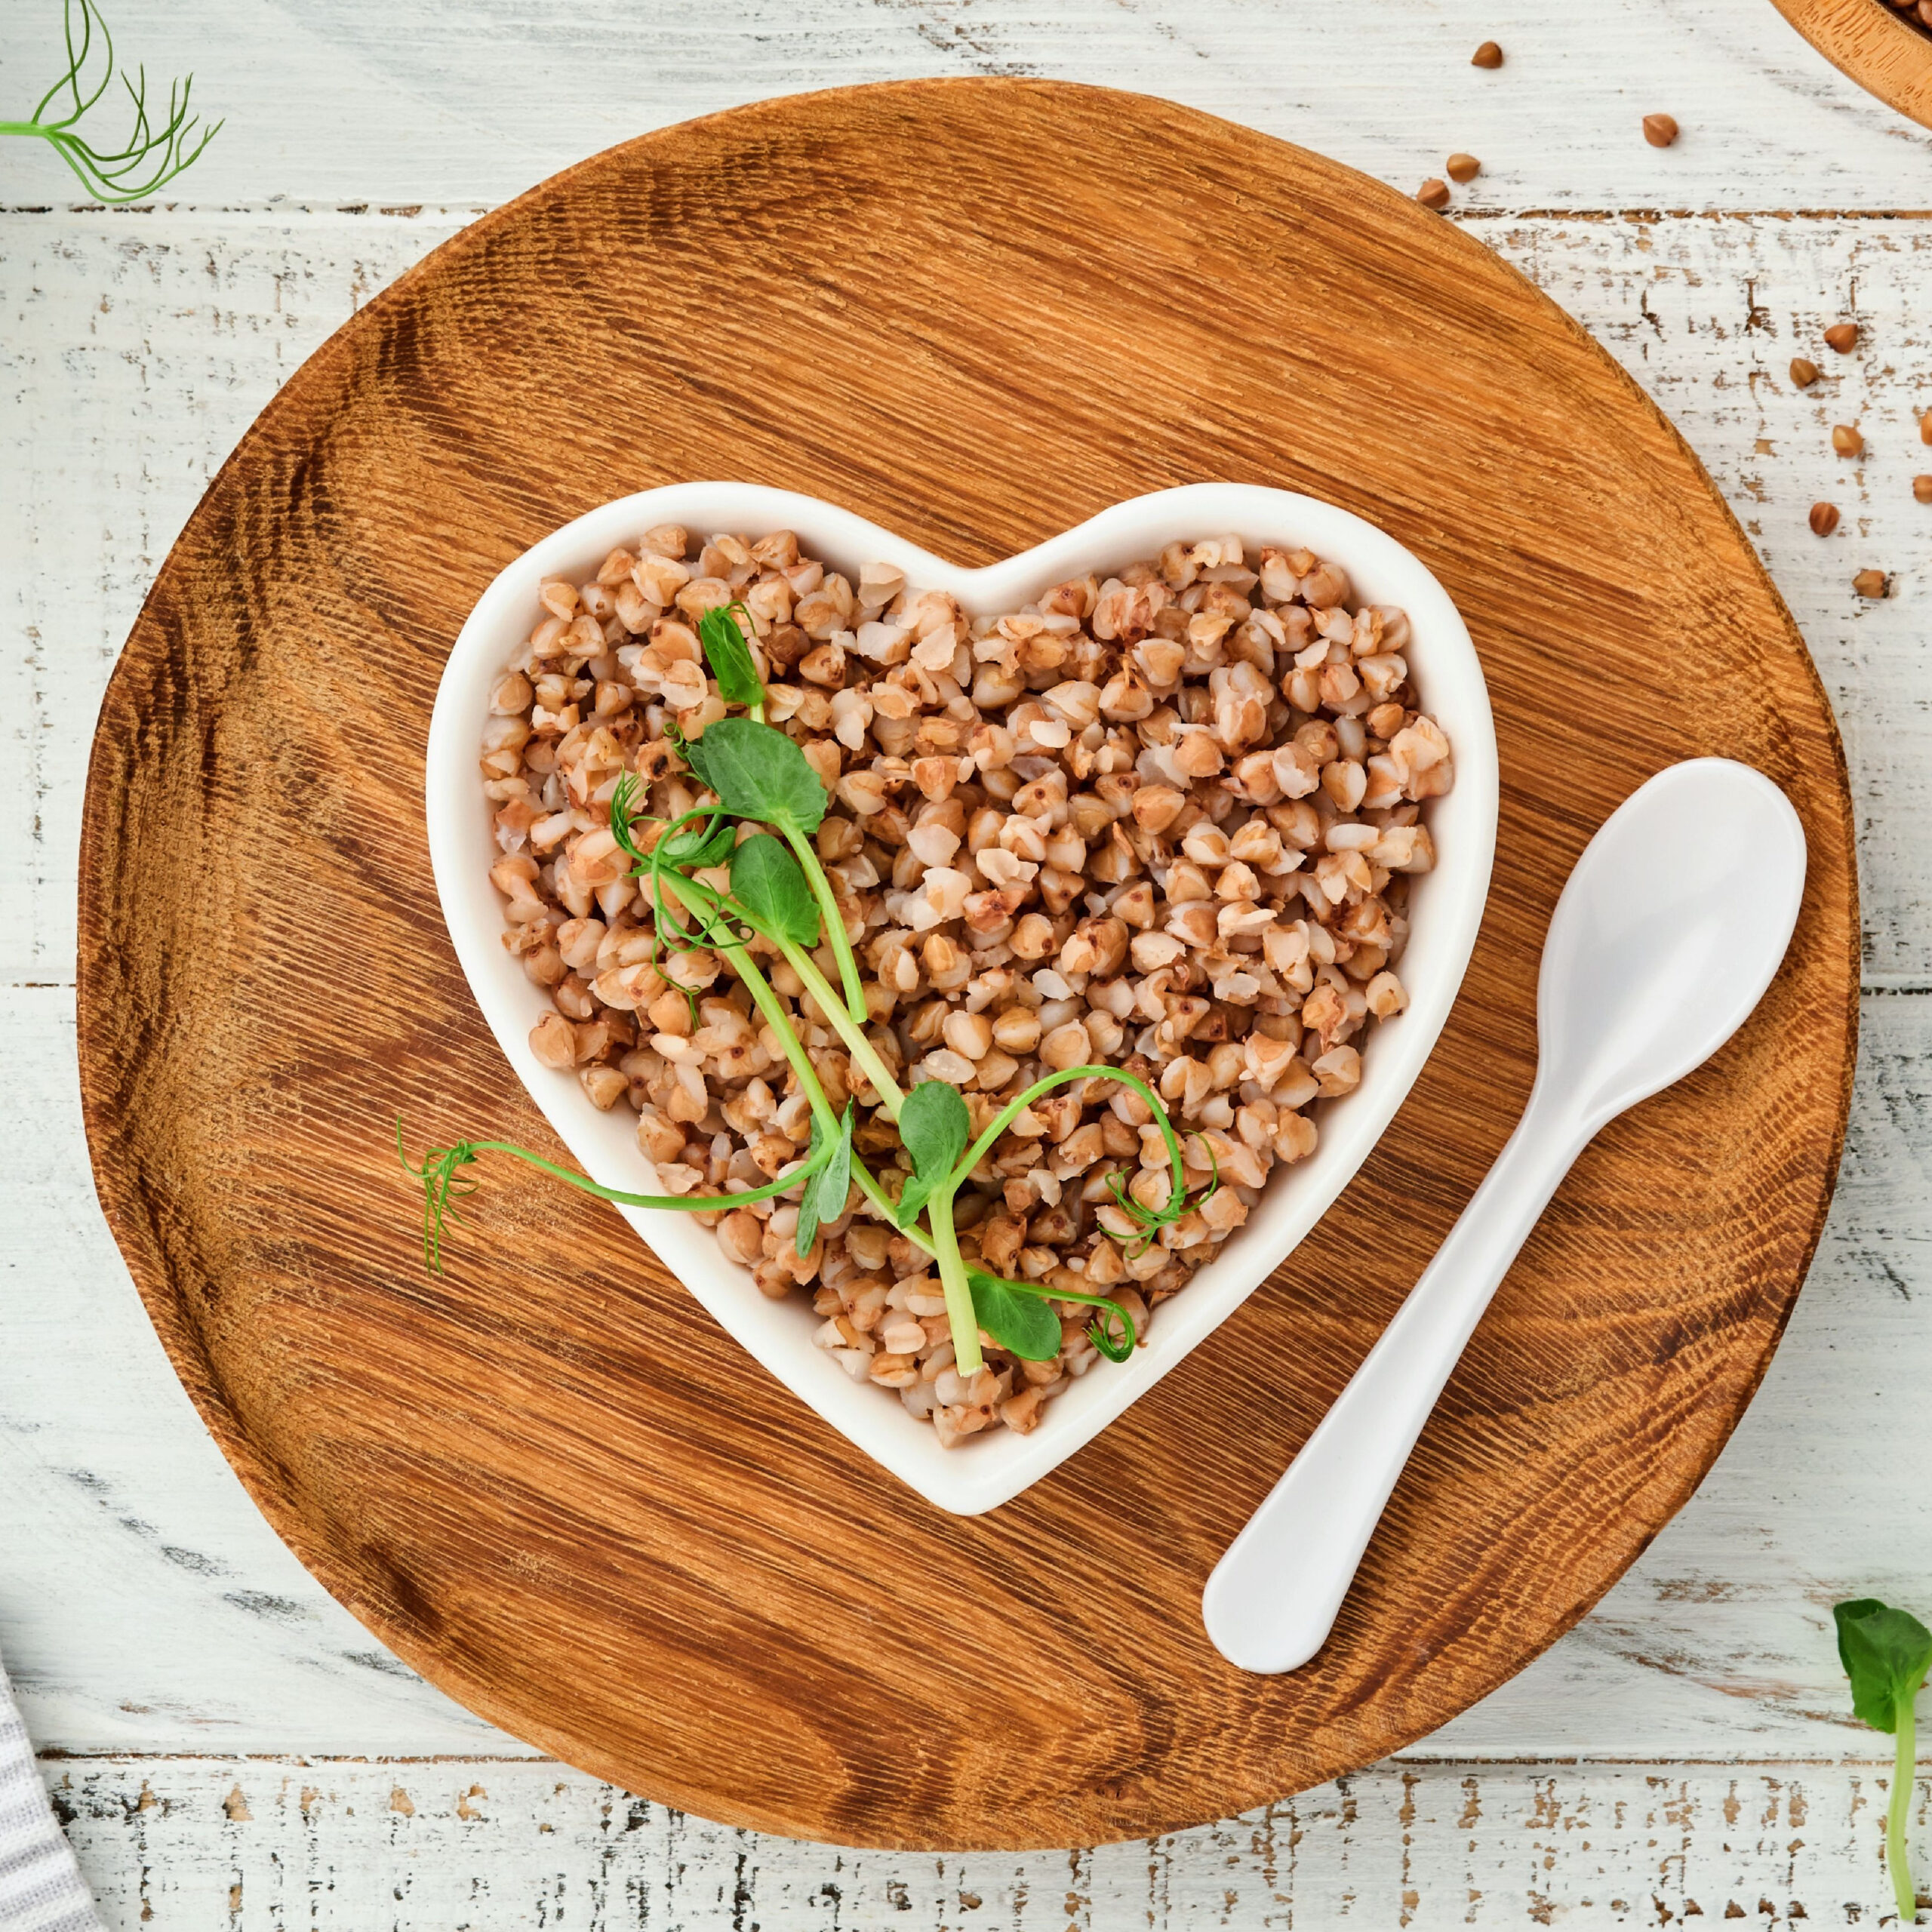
77, 79, 1857, 1850
1769, 0, 1932, 130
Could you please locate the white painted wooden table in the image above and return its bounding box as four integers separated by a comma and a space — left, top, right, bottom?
5, 1, 1932, 1922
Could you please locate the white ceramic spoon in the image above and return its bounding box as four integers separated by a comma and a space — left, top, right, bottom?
1201, 758, 1807, 1675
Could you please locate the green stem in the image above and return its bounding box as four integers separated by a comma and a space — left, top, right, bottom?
460, 1136, 826, 1213
649, 867, 904, 1125
779, 939, 906, 1121
32, 0, 111, 127
927, 1192, 984, 1377
1896, 1694, 1919, 1924
654, 872, 914, 1234
852, 1149, 918, 1231
2, 112, 220, 205
1, 126, 110, 200
955, 1063, 1186, 1209
654, 875, 843, 1135
783, 824, 869, 1024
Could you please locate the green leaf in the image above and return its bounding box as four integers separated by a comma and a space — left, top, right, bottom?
611, 784, 731, 878
681, 717, 828, 834
902, 1078, 970, 1170
796, 1113, 826, 1257
1835, 1598, 1932, 1734
729, 834, 820, 949
795, 1104, 854, 1258
698, 603, 766, 712
660, 812, 735, 869
820, 1104, 854, 1229
894, 1079, 971, 1227
966, 1269, 1062, 1361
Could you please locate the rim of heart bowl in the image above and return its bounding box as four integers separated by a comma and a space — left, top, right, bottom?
426, 481, 1499, 1516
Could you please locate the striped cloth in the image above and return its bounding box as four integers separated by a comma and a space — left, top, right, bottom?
0, 1649, 102, 1932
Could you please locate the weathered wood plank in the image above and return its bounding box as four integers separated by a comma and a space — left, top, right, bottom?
0, 210, 467, 990
2, 0, 1930, 210
5, 0, 1932, 1906
41, 1752, 1916, 1929
1472, 211, 1932, 989
0, 983, 523, 1754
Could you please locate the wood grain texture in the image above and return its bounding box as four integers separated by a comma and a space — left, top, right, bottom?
1767, 0, 1932, 131
72, 83, 1857, 1849
43, 1753, 1912, 1930
9, 0, 1931, 211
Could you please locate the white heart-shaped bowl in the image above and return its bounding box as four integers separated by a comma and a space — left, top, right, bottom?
426, 481, 1497, 1515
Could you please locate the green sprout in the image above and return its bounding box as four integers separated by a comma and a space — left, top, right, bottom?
2, 0, 221, 204
398, 1119, 835, 1278
1835, 1597, 1932, 1922
402, 606, 1220, 1380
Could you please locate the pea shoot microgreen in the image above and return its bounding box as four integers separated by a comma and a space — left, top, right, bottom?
795, 1103, 856, 1260
398, 1117, 835, 1275
697, 601, 767, 718
964, 1264, 1137, 1364
675, 712, 872, 1025
403, 601, 1220, 1397
1834, 1596, 1932, 1921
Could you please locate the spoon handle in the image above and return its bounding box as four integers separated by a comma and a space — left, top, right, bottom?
1201, 1101, 1585, 1674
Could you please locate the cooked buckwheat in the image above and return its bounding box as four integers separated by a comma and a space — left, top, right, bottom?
481, 531, 1453, 1445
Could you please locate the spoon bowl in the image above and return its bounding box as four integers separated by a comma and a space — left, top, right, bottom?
1537, 760, 1809, 1139
1202, 758, 1807, 1675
